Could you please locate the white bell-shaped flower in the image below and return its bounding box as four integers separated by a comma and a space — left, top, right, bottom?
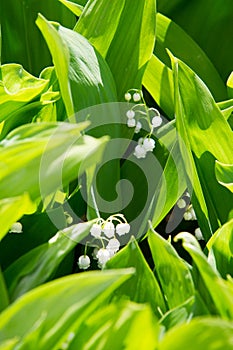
143, 138, 155, 152
124, 92, 131, 101
78, 255, 90, 270
152, 116, 162, 127
135, 121, 142, 133
106, 238, 120, 253
134, 144, 147, 159
90, 223, 102, 238
127, 118, 136, 128
133, 92, 141, 102
116, 223, 130, 236
103, 221, 115, 238
96, 248, 111, 267
126, 110, 135, 119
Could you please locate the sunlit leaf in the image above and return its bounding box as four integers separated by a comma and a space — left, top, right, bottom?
37, 14, 117, 116
76, 0, 156, 99
4, 221, 93, 301
170, 53, 233, 238
148, 230, 195, 309
106, 237, 166, 317
175, 232, 233, 320
0, 269, 134, 349
207, 219, 233, 278
215, 161, 233, 193
0, 194, 36, 241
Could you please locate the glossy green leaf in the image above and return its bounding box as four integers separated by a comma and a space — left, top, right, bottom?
143, 55, 174, 118
59, 0, 83, 17
120, 120, 187, 238
0, 122, 108, 201
0, 0, 76, 75
76, 0, 156, 99
4, 221, 93, 301
0, 339, 19, 350
106, 237, 166, 317
170, 53, 233, 238
217, 99, 233, 120
159, 317, 233, 350
151, 121, 187, 231
154, 13, 226, 101
36, 14, 117, 116
207, 219, 233, 278
0, 269, 134, 349
71, 301, 159, 350
143, 12, 227, 119
175, 232, 233, 320
148, 230, 195, 309
0, 194, 36, 241
159, 297, 195, 331
157, 0, 233, 82
0, 64, 49, 122
215, 161, 233, 193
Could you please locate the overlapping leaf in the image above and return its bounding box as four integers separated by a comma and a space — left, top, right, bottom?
148, 230, 195, 309
0, 269, 134, 349
170, 54, 233, 238
37, 14, 117, 116
4, 221, 93, 301
76, 0, 156, 99
0, 122, 108, 200
106, 237, 166, 318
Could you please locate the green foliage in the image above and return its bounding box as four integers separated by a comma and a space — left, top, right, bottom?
0, 0, 233, 348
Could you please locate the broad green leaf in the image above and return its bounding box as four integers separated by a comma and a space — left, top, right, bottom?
159, 317, 233, 350
0, 0, 76, 75
4, 221, 93, 301
71, 301, 159, 350
36, 14, 117, 116
151, 121, 187, 231
160, 292, 210, 331
157, 0, 233, 82
0, 269, 134, 350
0, 194, 36, 241
0, 339, 19, 350
143, 55, 174, 119
76, 0, 156, 99
0, 122, 108, 201
148, 230, 195, 309
175, 232, 233, 320
0, 267, 9, 312
170, 53, 233, 238
106, 237, 166, 317
59, 0, 83, 16
215, 161, 233, 193
207, 219, 233, 278
154, 13, 226, 101
159, 297, 195, 331
0, 207, 66, 270
143, 12, 227, 119
217, 99, 233, 120
0, 64, 49, 122
120, 120, 186, 238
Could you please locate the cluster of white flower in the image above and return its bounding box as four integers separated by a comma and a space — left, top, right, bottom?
133, 137, 156, 159
124, 89, 163, 159
183, 205, 197, 221
77, 214, 130, 270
